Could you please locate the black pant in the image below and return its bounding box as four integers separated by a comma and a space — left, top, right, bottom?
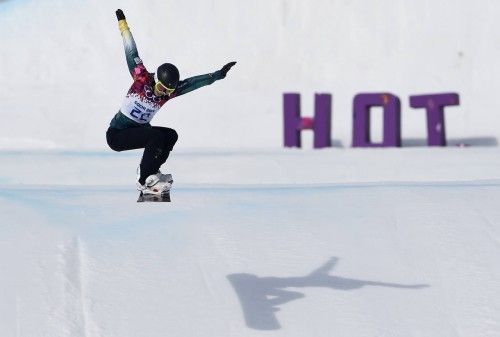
106, 126, 178, 185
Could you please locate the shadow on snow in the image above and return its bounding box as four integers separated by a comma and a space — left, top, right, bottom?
227, 257, 429, 330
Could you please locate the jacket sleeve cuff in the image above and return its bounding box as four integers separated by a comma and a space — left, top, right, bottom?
213, 70, 224, 80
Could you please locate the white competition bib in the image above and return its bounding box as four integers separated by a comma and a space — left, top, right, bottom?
120, 93, 161, 124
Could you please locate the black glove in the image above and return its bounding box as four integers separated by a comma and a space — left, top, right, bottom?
220, 61, 236, 78
116, 9, 126, 21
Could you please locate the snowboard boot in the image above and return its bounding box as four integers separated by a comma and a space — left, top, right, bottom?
136, 167, 173, 195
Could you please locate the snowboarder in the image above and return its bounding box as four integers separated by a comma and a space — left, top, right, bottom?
106, 9, 236, 200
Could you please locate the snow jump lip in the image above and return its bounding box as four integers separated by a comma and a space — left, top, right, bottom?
1, 179, 500, 193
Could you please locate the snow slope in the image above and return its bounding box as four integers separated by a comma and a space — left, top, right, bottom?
1, 148, 500, 337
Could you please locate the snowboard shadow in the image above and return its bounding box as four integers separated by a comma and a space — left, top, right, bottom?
227, 257, 429, 330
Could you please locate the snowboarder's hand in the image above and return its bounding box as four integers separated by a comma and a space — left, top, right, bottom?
220, 62, 236, 78
116, 9, 126, 21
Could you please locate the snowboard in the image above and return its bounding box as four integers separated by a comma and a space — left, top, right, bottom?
137, 191, 171, 202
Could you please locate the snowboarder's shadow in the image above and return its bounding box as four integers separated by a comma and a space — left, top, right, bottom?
227, 257, 429, 330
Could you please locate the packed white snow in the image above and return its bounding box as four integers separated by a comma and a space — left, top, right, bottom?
1, 148, 500, 337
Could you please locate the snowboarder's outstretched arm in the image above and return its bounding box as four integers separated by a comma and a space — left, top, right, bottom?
116, 9, 145, 77
174, 62, 236, 97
